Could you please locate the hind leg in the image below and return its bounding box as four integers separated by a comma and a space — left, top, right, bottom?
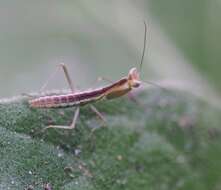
44, 107, 80, 130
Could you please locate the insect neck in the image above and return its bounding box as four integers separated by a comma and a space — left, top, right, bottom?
103, 78, 131, 99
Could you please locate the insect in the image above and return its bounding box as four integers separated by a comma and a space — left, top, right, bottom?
29, 22, 160, 130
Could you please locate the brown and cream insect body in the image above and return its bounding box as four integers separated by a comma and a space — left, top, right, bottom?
28, 22, 151, 130
29, 71, 140, 109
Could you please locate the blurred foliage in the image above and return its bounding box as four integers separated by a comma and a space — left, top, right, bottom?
148, 0, 221, 91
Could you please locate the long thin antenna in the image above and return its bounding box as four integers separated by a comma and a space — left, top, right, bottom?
142, 81, 168, 91
138, 22, 168, 92
139, 21, 147, 73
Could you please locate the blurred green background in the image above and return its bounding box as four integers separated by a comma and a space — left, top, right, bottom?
0, 0, 220, 102
1, 1, 221, 189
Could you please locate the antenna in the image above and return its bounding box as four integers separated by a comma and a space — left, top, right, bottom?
139, 21, 147, 73
142, 81, 168, 91
139, 21, 168, 92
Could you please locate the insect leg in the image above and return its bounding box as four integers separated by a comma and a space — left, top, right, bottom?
88, 76, 114, 90
44, 107, 80, 130
59, 63, 75, 92
127, 92, 143, 107
40, 65, 61, 92
90, 105, 106, 123
40, 63, 75, 93
21, 93, 38, 98
89, 77, 113, 125
97, 77, 113, 84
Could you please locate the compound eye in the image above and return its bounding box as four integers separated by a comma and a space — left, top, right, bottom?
133, 80, 141, 88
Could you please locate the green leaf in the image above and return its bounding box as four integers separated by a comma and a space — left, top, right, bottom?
0, 89, 221, 190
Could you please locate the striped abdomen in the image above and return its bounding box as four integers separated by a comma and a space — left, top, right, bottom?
29, 90, 104, 108
29, 78, 129, 108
